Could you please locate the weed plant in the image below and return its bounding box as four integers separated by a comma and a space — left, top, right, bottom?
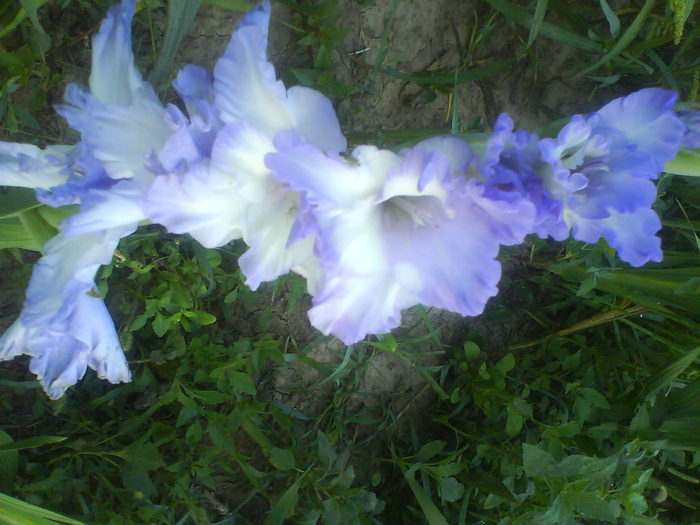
1, 0, 699, 524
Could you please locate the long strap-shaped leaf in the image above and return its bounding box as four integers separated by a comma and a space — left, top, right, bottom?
574, 0, 656, 79
148, 0, 203, 89
0, 492, 84, 525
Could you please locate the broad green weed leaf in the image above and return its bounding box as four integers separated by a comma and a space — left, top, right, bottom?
269, 447, 296, 471
415, 440, 446, 462
522, 444, 554, 477
229, 371, 256, 396
17, 0, 50, 54
468, 473, 518, 503
566, 492, 620, 520
263, 476, 301, 525
438, 477, 464, 503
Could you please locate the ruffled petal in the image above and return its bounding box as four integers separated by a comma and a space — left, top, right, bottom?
306, 203, 410, 344
88, 0, 155, 106
59, 179, 144, 237
569, 207, 662, 266
213, 0, 290, 133
213, 1, 345, 153
173, 64, 214, 114
238, 191, 319, 290
20, 230, 121, 327
145, 162, 246, 248
593, 88, 685, 169
268, 130, 393, 208
0, 142, 71, 190
284, 86, 347, 154
27, 329, 90, 400
2, 293, 130, 399
679, 110, 700, 149
58, 85, 170, 182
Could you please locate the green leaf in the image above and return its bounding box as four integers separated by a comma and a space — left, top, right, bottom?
202, 0, 250, 11
269, 447, 296, 471
415, 440, 446, 462
17, 0, 50, 54
0, 432, 18, 491
522, 444, 554, 477
194, 390, 229, 405
506, 404, 524, 437
575, 0, 656, 78
0, 188, 40, 218
495, 353, 515, 373
438, 477, 464, 503
149, 0, 203, 88
182, 310, 217, 325
463, 341, 481, 360
0, 436, 66, 452
0, 491, 84, 525
484, 0, 600, 51
17, 208, 56, 250
527, 0, 549, 47
598, 0, 620, 37
646, 346, 700, 396
401, 466, 450, 525
229, 371, 256, 396
0, 0, 50, 38
566, 492, 620, 520
37, 205, 77, 228
381, 60, 511, 86
111, 443, 164, 471
0, 217, 40, 250
665, 148, 700, 176
468, 473, 519, 503
263, 476, 302, 525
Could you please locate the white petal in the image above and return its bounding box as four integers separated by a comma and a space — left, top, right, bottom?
0, 142, 71, 189
145, 162, 247, 248
60, 179, 144, 237
89, 0, 155, 107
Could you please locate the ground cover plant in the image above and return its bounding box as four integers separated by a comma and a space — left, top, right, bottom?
0, 0, 699, 524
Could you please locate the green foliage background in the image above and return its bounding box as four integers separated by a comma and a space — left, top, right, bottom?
1, 0, 699, 524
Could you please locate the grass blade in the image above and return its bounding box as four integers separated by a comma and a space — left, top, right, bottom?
401, 465, 450, 525
575, 0, 656, 79
381, 60, 511, 86
527, 0, 549, 47
484, 0, 600, 52
646, 346, 700, 396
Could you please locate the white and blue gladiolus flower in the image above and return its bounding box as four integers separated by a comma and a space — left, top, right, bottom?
266, 132, 535, 344
0, 0, 169, 398
144, 0, 346, 293
1, 0, 698, 396
478, 89, 686, 267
